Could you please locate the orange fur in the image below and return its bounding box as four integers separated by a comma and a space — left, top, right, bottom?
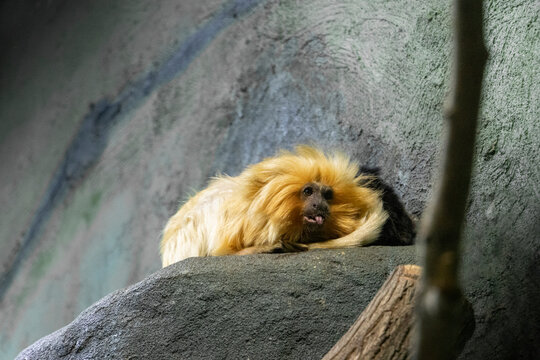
160, 146, 388, 267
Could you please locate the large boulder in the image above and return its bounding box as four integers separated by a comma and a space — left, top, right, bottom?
17, 246, 416, 359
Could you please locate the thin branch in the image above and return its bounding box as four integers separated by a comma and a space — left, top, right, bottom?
414, 0, 487, 359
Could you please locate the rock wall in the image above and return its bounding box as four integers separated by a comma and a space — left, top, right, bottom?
1, 0, 538, 359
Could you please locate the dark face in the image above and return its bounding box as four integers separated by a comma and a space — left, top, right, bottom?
301, 182, 333, 230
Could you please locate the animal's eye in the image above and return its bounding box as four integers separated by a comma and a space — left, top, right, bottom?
324, 189, 333, 200
303, 187, 313, 196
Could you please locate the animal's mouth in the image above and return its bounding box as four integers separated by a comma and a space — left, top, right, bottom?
304, 214, 325, 225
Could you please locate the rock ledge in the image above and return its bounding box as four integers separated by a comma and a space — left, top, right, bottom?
17, 246, 416, 360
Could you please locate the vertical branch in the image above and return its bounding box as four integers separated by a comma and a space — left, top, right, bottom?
414, 0, 487, 359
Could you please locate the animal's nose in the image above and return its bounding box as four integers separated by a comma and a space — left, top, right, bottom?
312, 203, 319, 209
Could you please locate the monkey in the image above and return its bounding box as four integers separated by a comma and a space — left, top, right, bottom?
160, 146, 415, 267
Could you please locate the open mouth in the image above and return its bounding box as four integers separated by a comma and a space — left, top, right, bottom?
304, 214, 325, 225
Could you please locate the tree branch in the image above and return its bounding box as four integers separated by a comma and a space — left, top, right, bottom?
323, 265, 421, 360
414, 0, 487, 359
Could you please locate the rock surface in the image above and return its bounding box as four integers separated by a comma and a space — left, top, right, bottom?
16, 246, 416, 360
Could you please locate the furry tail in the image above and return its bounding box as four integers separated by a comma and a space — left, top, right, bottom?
308, 203, 388, 249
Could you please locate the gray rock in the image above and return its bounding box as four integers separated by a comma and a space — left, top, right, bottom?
16, 246, 416, 360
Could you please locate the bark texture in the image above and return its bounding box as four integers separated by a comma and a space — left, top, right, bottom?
415, 0, 487, 359
323, 265, 420, 360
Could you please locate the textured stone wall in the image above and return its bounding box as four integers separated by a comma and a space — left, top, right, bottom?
1, 0, 538, 358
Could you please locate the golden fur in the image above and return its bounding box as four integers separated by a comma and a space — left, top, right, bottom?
160, 146, 388, 267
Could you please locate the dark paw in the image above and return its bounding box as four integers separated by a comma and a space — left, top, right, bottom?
281, 242, 308, 253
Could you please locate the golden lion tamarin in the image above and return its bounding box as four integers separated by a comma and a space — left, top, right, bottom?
160, 146, 414, 267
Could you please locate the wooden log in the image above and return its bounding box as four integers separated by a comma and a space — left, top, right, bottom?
322, 265, 421, 360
